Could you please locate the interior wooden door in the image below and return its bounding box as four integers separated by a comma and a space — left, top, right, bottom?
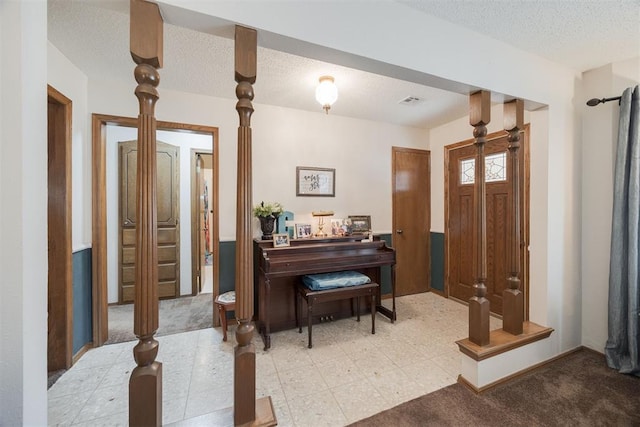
47, 85, 73, 371
446, 130, 529, 315
190, 151, 213, 295
392, 147, 431, 296
119, 140, 180, 303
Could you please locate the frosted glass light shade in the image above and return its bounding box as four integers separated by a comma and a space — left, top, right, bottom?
315, 76, 338, 113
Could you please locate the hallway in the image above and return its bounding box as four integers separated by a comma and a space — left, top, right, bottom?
48, 292, 501, 426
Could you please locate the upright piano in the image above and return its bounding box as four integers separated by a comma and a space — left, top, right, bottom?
254, 236, 396, 350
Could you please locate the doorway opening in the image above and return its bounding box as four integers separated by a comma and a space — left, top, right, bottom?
91, 114, 220, 346
444, 126, 530, 317
191, 151, 214, 296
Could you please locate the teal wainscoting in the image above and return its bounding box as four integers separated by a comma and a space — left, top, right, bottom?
430, 232, 445, 292
378, 233, 393, 295
218, 240, 236, 294
72, 248, 92, 354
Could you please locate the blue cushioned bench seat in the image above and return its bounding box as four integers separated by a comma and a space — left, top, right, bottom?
301, 270, 371, 291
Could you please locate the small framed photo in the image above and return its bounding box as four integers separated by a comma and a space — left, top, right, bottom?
331, 218, 352, 236
348, 215, 371, 234
295, 223, 312, 239
296, 166, 335, 197
272, 233, 290, 248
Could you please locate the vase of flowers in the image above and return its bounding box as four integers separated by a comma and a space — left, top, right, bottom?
253, 201, 284, 240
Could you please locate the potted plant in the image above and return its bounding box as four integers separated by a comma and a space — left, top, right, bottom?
253, 201, 284, 240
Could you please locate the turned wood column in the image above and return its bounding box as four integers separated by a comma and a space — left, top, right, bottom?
234, 25, 257, 426
469, 90, 491, 346
502, 99, 524, 335
129, 1, 163, 425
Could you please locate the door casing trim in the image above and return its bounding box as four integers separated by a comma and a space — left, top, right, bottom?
47, 84, 73, 369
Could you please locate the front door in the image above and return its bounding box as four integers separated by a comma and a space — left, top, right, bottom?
446, 129, 529, 315
119, 140, 180, 303
392, 147, 431, 296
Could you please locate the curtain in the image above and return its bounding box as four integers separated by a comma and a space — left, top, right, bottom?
605, 85, 640, 376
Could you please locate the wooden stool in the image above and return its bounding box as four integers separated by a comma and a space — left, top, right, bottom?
214, 291, 236, 341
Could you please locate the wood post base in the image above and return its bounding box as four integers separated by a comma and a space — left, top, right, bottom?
502, 288, 524, 335
469, 296, 490, 346
236, 396, 278, 427
129, 361, 162, 426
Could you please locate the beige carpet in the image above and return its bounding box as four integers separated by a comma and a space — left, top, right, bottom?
105, 293, 215, 345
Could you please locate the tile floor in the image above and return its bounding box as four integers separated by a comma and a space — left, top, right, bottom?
48, 292, 502, 426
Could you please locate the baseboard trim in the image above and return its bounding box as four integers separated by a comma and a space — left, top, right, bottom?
72, 342, 93, 365
457, 345, 584, 394
430, 288, 445, 297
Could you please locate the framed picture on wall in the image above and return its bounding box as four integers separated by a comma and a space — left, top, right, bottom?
296, 166, 335, 197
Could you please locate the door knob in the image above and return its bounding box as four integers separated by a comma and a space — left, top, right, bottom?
396, 229, 403, 234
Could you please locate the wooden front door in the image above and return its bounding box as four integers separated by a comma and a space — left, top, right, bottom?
392, 147, 431, 296
119, 140, 180, 303
446, 129, 529, 315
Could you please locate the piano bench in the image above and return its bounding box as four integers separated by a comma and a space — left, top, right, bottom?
295, 282, 378, 348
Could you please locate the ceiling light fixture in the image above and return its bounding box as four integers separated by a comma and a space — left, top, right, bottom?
315, 76, 338, 114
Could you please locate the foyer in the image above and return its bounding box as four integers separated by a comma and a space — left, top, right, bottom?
48, 292, 501, 426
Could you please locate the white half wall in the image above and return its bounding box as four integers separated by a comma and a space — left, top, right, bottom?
460, 335, 562, 390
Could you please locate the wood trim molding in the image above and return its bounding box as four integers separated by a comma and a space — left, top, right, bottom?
47, 85, 73, 370
91, 113, 220, 346
72, 342, 93, 364
456, 321, 553, 361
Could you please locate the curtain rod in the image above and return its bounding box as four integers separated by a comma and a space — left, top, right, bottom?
586, 96, 622, 106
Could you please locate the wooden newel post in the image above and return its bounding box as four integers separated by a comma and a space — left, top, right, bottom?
128, 1, 164, 426
234, 25, 257, 425
502, 99, 524, 335
469, 90, 491, 346
232, 25, 276, 427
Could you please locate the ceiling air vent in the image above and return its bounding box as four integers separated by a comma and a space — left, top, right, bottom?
398, 96, 423, 106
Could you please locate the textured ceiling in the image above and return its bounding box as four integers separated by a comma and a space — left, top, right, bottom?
48, 0, 639, 130
398, 0, 640, 73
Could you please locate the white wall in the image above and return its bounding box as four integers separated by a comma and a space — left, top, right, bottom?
89, 80, 429, 244
0, 1, 48, 424
581, 57, 640, 352
47, 42, 91, 251
105, 125, 212, 302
